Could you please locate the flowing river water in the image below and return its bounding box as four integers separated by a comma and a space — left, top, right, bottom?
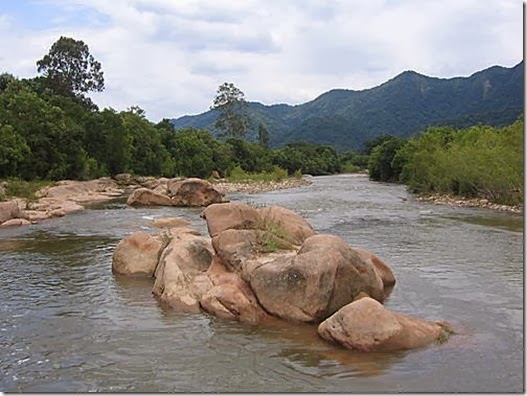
0, 175, 523, 392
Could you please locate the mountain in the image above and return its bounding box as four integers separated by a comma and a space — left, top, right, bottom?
171, 61, 524, 151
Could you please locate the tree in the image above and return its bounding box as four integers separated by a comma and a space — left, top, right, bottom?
211, 82, 251, 139
36, 36, 104, 98
257, 122, 270, 148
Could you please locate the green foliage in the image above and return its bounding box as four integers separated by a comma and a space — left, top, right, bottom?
398, 119, 524, 205
211, 82, 251, 139
368, 136, 407, 182
257, 122, 270, 148
226, 165, 289, 183
272, 142, 341, 175
2, 179, 55, 202
36, 36, 104, 98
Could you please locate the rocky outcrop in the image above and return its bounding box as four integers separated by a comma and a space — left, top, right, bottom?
126, 188, 174, 207
168, 178, 228, 207
112, 231, 171, 276
112, 202, 452, 353
318, 297, 449, 352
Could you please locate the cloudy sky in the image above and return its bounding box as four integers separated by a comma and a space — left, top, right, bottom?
0, 0, 523, 121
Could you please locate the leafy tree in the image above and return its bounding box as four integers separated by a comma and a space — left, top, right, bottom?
257, 122, 270, 148
0, 72, 16, 92
211, 82, 251, 139
36, 36, 104, 99
0, 125, 30, 178
368, 136, 406, 182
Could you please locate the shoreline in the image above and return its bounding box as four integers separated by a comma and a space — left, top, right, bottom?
0, 176, 313, 227
415, 193, 523, 214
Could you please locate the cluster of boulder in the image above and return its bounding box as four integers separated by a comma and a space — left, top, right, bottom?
125, 177, 228, 207
0, 175, 228, 227
112, 202, 452, 353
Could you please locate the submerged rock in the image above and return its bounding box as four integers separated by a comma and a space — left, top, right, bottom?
318, 297, 448, 352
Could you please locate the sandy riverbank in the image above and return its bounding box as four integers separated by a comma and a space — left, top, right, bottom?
416, 193, 523, 214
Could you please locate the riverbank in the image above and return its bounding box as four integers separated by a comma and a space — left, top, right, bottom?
0, 175, 313, 227
416, 193, 523, 214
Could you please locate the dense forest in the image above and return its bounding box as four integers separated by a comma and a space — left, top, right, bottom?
0, 36, 523, 207
0, 37, 344, 182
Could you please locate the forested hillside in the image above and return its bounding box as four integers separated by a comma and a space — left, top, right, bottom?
171, 61, 524, 151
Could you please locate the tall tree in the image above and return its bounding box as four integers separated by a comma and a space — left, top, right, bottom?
36, 36, 104, 98
211, 82, 251, 139
257, 122, 270, 148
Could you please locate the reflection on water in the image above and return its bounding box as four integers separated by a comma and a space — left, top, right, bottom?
0, 175, 523, 392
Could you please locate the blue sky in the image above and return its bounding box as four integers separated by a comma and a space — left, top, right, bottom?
0, 0, 523, 121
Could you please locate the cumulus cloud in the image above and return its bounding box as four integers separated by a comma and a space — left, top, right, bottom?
0, 0, 522, 121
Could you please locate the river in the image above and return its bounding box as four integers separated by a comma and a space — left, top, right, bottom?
0, 175, 523, 392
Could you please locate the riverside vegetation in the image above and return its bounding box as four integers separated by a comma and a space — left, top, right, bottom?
0, 36, 522, 210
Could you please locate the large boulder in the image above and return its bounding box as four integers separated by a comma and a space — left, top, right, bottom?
0, 201, 25, 224
168, 178, 228, 207
112, 231, 170, 276
248, 234, 385, 323
152, 235, 214, 312
318, 297, 449, 352
257, 206, 316, 245
200, 256, 272, 323
201, 203, 261, 237
126, 188, 174, 207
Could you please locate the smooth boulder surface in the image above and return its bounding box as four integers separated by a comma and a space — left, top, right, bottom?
318, 297, 446, 352
152, 235, 214, 312
201, 203, 261, 237
168, 178, 228, 207
249, 234, 385, 323
112, 231, 170, 276
126, 188, 174, 207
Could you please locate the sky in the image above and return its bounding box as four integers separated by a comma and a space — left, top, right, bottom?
0, 0, 523, 122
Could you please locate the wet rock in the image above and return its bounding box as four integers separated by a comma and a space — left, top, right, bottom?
112, 231, 170, 276
126, 188, 174, 207
201, 203, 261, 237
168, 178, 228, 207
318, 297, 447, 352
248, 234, 385, 323
152, 236, 214, 312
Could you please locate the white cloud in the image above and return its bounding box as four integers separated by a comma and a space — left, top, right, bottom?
0, 0, 523, 121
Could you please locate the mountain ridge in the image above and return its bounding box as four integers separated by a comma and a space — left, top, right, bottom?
171, 61, 524, 151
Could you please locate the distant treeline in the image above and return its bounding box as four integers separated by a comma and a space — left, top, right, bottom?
0, 77, 345, 180
0, 36, 522, 207
366, 118, 524, 206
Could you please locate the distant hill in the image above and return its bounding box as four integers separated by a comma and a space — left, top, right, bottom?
171, 61, 524, 151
